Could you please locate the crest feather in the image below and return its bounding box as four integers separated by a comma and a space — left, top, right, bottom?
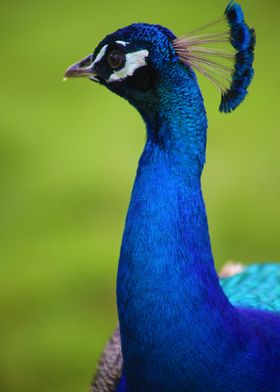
173, 1, 256, 113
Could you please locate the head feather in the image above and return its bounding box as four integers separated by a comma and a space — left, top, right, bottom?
172, 1, 256, 113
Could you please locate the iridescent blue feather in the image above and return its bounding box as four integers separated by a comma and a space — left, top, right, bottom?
220, 1, 256, 112
221, 263, 280, 312
173, 1, 256, 113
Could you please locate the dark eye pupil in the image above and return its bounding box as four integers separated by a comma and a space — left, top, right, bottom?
107, 50, 125, 69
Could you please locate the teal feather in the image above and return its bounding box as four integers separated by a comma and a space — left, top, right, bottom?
221, 263, 280, 312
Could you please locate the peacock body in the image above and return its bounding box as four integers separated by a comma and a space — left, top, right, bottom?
65, 2, 280, 391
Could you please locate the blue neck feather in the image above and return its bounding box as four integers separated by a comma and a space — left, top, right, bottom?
116, 55, 280, 392
117, 63, 233, 390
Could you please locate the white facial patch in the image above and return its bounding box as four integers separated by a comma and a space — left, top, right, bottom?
91, 42, 149, 83
108, 49, 149, 82
92, 44, 108, 66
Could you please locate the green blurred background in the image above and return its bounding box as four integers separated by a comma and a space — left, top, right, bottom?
1, 0, 279, 390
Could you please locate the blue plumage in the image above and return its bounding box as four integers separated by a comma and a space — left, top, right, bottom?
65, 2, 280, 392
221, 263, 280, 312
225, 1, 245, 25
220, 1, 256, 112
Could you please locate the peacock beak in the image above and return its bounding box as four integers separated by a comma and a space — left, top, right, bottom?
64, 54, 99, 81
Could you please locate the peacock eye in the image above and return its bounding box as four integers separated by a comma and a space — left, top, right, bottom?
107, 49, 126, 70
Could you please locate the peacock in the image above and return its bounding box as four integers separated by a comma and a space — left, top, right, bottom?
64, 2, 280, 391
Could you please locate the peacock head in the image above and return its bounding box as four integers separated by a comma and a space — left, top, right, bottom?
64, 24, 180, 117
65, 2, 255, 116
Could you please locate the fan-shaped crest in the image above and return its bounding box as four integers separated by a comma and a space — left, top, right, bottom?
173, 1, 256, 113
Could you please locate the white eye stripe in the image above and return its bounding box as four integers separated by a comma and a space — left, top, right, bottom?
92, 44, 108, 66
115, 40, 129, 46
92, 41, 127, 66
92, 42, 149, 83
108, 49, 149, 82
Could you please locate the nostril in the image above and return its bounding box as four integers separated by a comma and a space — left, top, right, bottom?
64, 53, 97, 79
80, 55, 93, 68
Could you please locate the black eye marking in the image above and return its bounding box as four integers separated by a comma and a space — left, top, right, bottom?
107, 48, 126, 70
129, 65, 154, 92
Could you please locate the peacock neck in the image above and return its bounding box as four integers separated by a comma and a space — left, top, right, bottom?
117, 65, 237, 390
139, 62, 208, 184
